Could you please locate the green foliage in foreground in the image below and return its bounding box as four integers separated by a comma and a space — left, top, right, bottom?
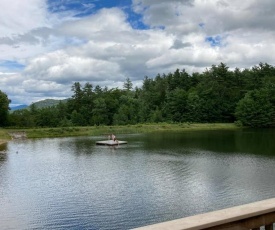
4, 123, 239, 139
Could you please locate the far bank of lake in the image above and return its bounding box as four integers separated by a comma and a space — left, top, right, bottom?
1, 123, 239, 140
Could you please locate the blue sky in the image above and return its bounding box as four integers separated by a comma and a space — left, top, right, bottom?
47, 0, 131, 17
0, 0, 275, 106
47, 0, 148, 29
0, 61, 25, 72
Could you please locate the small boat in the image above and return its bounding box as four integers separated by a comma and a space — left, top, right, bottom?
96, 140, 127, 146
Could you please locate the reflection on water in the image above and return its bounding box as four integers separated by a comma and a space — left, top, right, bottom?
0, 129, 275, 229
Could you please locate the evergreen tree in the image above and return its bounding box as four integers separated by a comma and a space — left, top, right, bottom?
165, 88, 188, 122
5, 62, 275, 128
0, 90, 10, 126
123, 77, 133, 91
235, 88, 275, 127
91, 98, 109, 125
113, 95, 139, 125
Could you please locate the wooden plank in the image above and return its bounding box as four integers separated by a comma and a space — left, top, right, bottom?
133, 198, 275, 230
207, 212, 275, 230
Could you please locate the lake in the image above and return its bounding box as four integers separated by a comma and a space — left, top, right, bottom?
0, 129, 275, 229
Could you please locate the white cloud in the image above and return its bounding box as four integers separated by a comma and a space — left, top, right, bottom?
23, 8, 175, 86
25, 50, 123, 83
133, 0, 275, 34
0, 0, 54, 61
0, 0, 48, 37
131, 0, 275, 70
59, 8, 132, 38
22, 79, 69, 96
1, 0, 275, 105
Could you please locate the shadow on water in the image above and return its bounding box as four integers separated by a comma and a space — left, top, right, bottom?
141, 129, 275, 157
55, 129, 275, 159
0, 153, 7, 162
0, 143, 7, 164
58, 137, 98, 155
235, 129, 275, 156
57, 136, 127, 156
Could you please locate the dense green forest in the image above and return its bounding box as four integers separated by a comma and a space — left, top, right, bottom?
2, 62, 275, 128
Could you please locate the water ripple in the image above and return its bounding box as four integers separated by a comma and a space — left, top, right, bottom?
0, 130, 275, 229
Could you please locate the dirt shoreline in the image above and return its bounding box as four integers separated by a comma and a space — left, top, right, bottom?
0, 140, 8, 146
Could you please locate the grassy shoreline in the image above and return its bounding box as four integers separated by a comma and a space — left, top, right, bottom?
0, 123, 239, 141
0, 129, 11, 146
0, 140, 7, 146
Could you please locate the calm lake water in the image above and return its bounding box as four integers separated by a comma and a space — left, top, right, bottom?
0, 129, 275, 229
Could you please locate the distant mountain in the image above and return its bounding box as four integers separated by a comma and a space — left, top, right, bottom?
10, 104, 28, 111
30, 99, 68, 109
10, 99, 68, 112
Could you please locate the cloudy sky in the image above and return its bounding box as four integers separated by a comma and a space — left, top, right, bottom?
0, 0, 275, 106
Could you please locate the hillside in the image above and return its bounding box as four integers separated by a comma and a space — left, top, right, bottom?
10, 104, 28, 111
10, 99, 68, 112
30, 99, 67, 109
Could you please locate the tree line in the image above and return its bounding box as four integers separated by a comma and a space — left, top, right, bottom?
1, 62, 275, 128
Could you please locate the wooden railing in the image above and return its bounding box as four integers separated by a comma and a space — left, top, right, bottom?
133, 198, 275, 230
